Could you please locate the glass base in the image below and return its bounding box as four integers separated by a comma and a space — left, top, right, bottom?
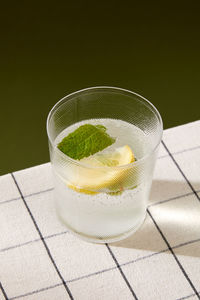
57, 211, 147, 244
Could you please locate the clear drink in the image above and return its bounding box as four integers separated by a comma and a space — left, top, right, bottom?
47, 87, 162, 243
53, 119, 154, 241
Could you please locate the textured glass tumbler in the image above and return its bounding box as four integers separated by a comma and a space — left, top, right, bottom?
47, 87, 163, 243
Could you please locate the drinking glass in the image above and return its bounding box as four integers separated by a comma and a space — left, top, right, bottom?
47, 86, 163, 243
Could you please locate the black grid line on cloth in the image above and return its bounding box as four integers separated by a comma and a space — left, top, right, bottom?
0, 142, 199, 207
148, 209, 200, 299
177, 291, 200, 300
0, 281, 9, 300
1, 209, 200, 257
1, 183, 200, 211
148, 191, 196, 207
25, 187, 54, 198
6, 236, 200, 300
158, 144, 200, 160
177, 292, 200, 300
10, 266, 117, 300
0, 238, 41, 253
0, 196, 21, 205
172, 237, 200, 251
0, 131, 198, 299
162, 141, 200, 203
0, 231, 68, 253
0, 187, 54, 206
120, 248, 168, 267
10, 173, 74, 300
172, 145, 200, 156
105, 244, 138, 300
66, 265, 117, 283
154, 187, 200, 206
10, 283, 62, 300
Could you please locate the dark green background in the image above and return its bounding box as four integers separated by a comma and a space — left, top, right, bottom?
1, 2, 200, 175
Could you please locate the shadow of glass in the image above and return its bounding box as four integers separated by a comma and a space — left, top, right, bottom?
110, 179, 200, 259
149, 179, 195, 206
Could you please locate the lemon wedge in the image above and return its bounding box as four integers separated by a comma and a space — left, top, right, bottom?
67, 183, 98, 195
67, 145, 135, 193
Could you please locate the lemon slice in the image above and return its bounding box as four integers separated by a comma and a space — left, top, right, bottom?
67, 183, 98, 195
67, 145, 135, 193
83, 145, 134, 167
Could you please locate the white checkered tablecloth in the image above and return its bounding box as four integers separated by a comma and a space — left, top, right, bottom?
0, 120, 200, 300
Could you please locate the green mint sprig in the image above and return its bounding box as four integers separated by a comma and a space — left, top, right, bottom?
57, 124, 116, 160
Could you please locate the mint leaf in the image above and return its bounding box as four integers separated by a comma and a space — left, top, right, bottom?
57, 124, 116, 160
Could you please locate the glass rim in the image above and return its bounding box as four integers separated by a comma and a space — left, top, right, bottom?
46, 86, 163, 169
